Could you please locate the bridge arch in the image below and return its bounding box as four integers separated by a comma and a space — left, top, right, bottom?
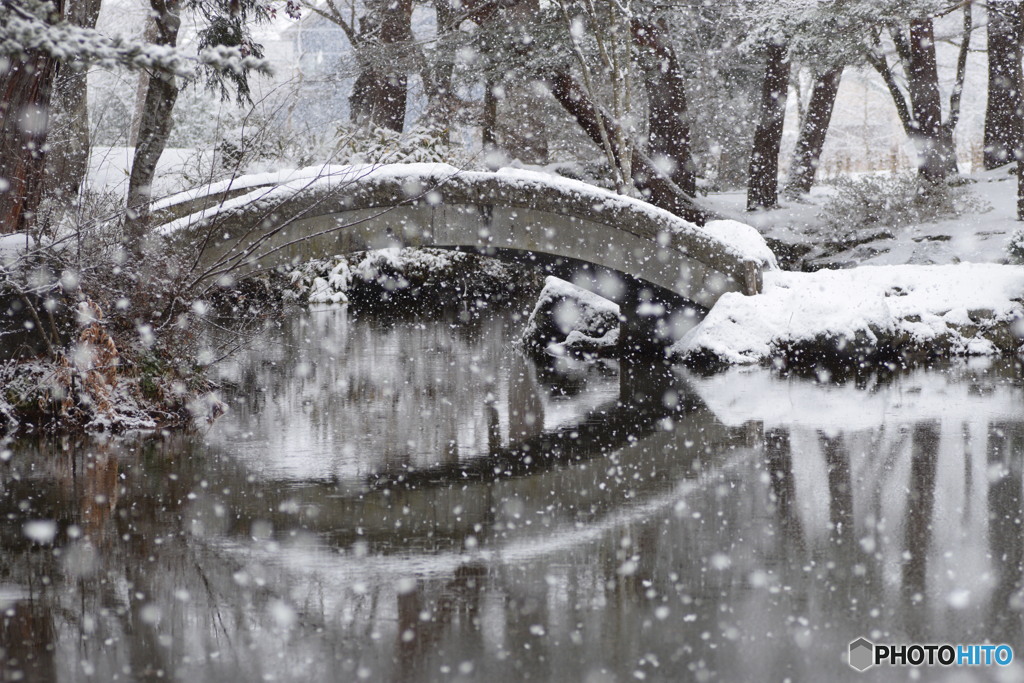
157, 163, 775, 311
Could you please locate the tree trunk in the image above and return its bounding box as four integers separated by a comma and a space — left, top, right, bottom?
985, 0, 1023, 169
545, 68, 714, 224
634, 19, 695, 198
130, 9, 160, 147
44, 0, 104, 204
785, 67, 842, 196
746, 42, 790, 211
482, 76, 498, 151
907, 19, 958, 181
125, 0, 181, 249
421, 0, 457, 128
0, 7, 62, 234
349, 0, 413, 132
1018, 155, 1024, 220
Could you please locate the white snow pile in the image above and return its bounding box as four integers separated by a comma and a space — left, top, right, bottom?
519, 277, 621, 357
292, 258, 352, 304
702, 219, 778, 270
674, 264, 1024, 364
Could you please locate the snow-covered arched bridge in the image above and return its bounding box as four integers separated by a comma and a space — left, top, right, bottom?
157, 163, 775, 346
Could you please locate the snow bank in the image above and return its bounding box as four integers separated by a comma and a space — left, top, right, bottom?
519, 277, 621, 357
674, 263, 1024, 364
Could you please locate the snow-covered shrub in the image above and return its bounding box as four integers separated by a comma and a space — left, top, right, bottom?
215, 119, 339, 174
289, 248, 539, 310
1008, 229, 1024, 263
0, 202, 280, 432
212, 120, 465, 177
335, 124, 464, 166
819, 173, 990, 232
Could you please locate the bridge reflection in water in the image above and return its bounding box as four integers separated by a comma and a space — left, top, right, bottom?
1, 307, 1023, 682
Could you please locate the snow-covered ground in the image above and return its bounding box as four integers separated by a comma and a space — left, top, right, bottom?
85, 146, 219, 202
673, 263, 1024, 363
676, 168, 1024, 364
0, 233, 37, 266
705, 166, 1021, 267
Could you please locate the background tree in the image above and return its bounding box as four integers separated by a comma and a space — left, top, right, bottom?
784, 66, 842, 196
746, 40, 790, 210
0, 0, 63, 233
301, 0, 415, 132
865, 1, 974, 181
125, 0, 274, 245
984, 0, 1023, 169
551, 0, 637, 194
125, 0, 183, 239
0, 0, 270, 234
41, 0, 102, 207
633, 16, 696, 198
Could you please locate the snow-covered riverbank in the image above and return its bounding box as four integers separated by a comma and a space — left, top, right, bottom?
673, 263, 1024, 364
521, 265, 1024, 366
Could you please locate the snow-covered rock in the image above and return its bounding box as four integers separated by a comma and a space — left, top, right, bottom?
673, 263, 1024, 364
519, 277, 621, 357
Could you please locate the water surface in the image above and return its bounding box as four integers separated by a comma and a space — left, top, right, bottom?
2, 305, 1024, 682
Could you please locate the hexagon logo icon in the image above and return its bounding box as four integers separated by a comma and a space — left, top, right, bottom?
849, 637, 875, 672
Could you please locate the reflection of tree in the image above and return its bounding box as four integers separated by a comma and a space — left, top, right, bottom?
394, 564, 486, 683
0, 602, 56, 682
901, 422, 939, 641
820, 433, 853, 550
988, 422, 1024, 645
765, 428, 804, 552
961, 423, 975, 526
508, 355, 545, 445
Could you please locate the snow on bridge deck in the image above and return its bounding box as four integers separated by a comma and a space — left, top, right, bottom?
156, 163, 776, 310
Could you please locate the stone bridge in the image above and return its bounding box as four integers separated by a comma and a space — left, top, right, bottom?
156, 163, 775, 349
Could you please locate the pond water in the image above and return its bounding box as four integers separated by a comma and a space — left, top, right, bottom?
2, 305, 1024, 682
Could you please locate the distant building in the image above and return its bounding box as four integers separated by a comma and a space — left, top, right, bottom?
259, 13, 357, 129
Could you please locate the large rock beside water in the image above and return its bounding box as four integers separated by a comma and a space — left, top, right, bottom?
519, 277, 621, 357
